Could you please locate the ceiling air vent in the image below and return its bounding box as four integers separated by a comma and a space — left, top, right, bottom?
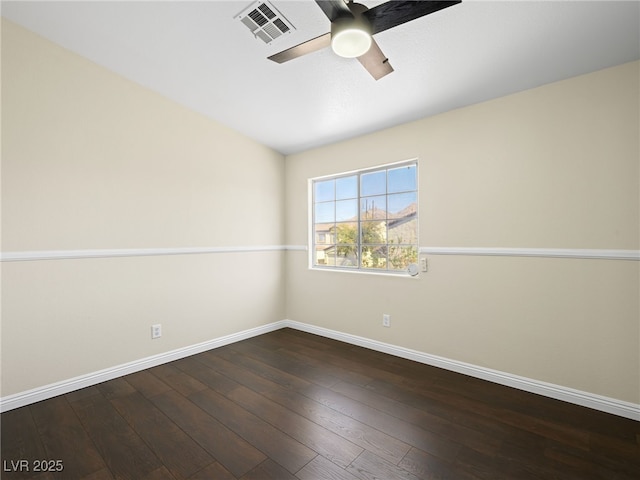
236, 1, 294, 44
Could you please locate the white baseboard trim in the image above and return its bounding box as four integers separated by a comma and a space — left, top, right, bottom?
282, 320, 640, 421
2, 319, 638, 421
0, 321, 288, 413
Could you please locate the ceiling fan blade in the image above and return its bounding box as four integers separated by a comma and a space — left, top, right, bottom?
357, 39, 394, 80
268, 32, 332, 63
364, 0, 461, 35
315, 0, 353, 22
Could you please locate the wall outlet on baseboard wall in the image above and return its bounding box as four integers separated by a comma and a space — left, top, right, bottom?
382, 314, 390, 327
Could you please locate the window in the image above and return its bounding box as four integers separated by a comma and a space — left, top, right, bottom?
311, 161, 418, 274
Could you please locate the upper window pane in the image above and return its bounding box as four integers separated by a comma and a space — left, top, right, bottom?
336, 199, 358, 222
361, 195, 386, 219
388, 165, 417, 193
361, 170, 386, 197
336, 175, 357, 200
315, 180, 335, 202
315, 202, 334, 223
388, 192, 417, 216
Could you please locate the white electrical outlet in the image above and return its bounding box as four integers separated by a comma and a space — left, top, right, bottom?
382, 314, 391, 327
151, 324, 162, 339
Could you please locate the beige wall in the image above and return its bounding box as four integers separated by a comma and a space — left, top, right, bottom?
2, 18, 639, 406
1, 20, 285, 395
285, 61, 640, 404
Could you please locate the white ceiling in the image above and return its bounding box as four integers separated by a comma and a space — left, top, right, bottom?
2, 0, 639, 155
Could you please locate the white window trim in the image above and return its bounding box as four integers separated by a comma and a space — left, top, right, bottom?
309, 159, 419, 276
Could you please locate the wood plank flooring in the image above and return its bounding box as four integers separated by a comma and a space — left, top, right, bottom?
2, 328, 639, 479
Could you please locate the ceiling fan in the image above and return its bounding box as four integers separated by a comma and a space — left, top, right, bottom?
268, 0, 461, 80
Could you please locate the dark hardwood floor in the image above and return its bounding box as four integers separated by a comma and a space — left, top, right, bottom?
2, 328, 639, 479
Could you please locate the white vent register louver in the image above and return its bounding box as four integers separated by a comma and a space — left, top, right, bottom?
236, 1, 294, 44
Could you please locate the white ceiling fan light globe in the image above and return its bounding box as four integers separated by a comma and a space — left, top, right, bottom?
330, 3, 373, 59
331, 27, 372, 58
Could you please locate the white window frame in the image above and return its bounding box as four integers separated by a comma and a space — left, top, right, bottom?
309, 159, 419, 275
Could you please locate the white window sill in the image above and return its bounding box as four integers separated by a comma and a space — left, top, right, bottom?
309, 266, 421, 279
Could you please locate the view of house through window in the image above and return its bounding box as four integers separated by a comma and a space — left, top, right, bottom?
312, 161, 418, 273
